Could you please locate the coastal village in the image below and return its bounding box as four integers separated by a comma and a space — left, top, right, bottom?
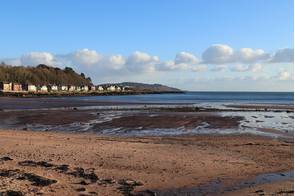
0, 82, 126, 93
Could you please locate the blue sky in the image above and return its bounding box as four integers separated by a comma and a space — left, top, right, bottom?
0, 0, 294, 91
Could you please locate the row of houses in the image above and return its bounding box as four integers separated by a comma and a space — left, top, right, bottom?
0, 82, 125, 92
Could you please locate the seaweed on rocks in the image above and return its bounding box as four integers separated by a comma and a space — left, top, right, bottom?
117, 179, 144, 196
55, 164, 70, 172
18, 161, 54, 168
18, 173, 57, 186
0, 169, 20, 177
0, 169, 57, 187
76, 188, 86, 192
1, 157, 13, 161
1, 190, 24, 196
67, 167, 99, 182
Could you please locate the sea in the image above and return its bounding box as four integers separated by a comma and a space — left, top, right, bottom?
55, 91, 294, 105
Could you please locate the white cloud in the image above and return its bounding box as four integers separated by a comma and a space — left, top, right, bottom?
230, 63, 268, 72
247, 63, 265, 72
66, 49, 103, 68
202, 44, 235, 64
266, 47, 294, 63
125, 51, 160, 73
156, 60, 208, 72
245, 74, 270, 81
202, 44, 272, 65
211, 65, 228, 72
235, 48, 269, 64
272, 71, 294, 81
230, 64, 248, 71
191, 65, 209, 72
100, 54, 126, 70
175, 52, 199, 65
0, 58, 21, 66
20, 52, 64, 67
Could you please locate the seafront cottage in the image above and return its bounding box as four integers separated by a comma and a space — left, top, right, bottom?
104, 85, 116, 91
47, 84, 58, 92
12, 83, 22, 91
68, 85, 76, 92
22, 83, 37, 92
115, 86, 121, 91
58, 85, 68, 91
96, 86, 104, 91
0, 81, 12, 92
90, 85, 96, 91
76, 86, 82, 91
37, 85, 48, 92
81, 85, 89, 92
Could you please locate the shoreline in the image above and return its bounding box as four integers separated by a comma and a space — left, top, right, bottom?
0, 129, 293, 195
0, 90, 184, 98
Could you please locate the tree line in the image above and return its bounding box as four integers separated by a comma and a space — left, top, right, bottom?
0, 62, 92, 86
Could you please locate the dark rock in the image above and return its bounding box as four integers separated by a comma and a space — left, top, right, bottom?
0, 169, 19, 177
67, 167, 99, 182
18, 161, 54, 168
76, 188, 86, 192
2, 157, 13, 161
20, 173, 57, 186
80, 180, 89, 185
88, 192, 98, 195
1, 190, 24, 196
56, 164, 69, 172
277, 190, 294, 194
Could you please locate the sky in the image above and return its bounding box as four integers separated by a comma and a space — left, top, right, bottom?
0, 0, 294, 91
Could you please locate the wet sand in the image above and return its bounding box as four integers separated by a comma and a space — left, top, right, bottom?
0, 129, 293, 196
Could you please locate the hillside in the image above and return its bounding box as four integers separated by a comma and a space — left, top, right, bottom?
102, 82, 183, 92
0, 62, 92, 86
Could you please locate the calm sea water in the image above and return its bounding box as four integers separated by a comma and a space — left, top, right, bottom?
57, 91, 294, 105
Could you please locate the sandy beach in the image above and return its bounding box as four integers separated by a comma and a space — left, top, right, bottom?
0, 99, 293, 195
0, 129, 293, 196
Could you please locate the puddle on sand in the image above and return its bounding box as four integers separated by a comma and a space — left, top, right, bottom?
136, 170, 294, 196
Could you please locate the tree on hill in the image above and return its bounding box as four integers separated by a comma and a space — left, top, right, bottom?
0, 62, 92, 86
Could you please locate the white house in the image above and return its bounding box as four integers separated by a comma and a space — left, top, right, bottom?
47, 84, 58, 92
37, 85, 48, 92
115, 86, 121, 91
81, 85, 88, 91
22, 83, 36, 92
76, 86, 82, 91
68, 85, 76, 91
106, 85, 115, 91
97, 86, 104, 91
58, 85, 68, 91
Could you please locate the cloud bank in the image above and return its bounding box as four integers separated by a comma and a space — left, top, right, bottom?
201, 44, 293, 65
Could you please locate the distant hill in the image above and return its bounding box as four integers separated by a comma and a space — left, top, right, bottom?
102, 82, 183, 92
0, 62, 92, 86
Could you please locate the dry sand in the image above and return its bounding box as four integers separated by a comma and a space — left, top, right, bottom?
0, 129, 293, 196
